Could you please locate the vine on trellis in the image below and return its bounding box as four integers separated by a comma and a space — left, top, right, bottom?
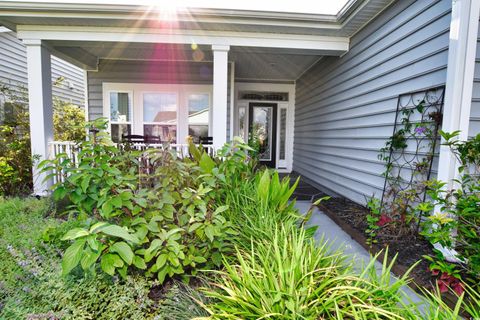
375, 87, 445, 240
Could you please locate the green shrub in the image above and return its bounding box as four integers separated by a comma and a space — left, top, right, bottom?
39, 120, 259, 283
419, 131, 480, 288
0, 82, 86, 197
53, 98, 86, 142
0, 85, 34, 196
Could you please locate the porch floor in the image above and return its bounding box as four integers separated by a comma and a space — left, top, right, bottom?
280, 171, 327, 201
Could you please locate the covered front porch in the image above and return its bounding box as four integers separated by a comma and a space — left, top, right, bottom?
2, 3, 362, 195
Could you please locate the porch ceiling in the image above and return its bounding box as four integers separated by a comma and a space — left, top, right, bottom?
46, 41, 323, 81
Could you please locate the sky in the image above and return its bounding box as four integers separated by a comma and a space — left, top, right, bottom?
12, 0, 349, 15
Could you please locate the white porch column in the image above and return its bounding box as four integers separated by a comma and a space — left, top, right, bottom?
212, 45, 230, 150
434, 0, 480, 262
438, 0, 480, 188
25, 39, 54, 195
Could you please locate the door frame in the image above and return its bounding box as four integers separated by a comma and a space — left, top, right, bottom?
248, 102, 278, 168
234, 82, 295, 172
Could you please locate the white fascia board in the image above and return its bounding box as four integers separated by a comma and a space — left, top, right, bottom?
0, 2, 339, 24
0, 11, 340, 31
16, 25, 350, 52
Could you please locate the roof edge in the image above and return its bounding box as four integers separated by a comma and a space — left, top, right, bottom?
0, 0, 367, 23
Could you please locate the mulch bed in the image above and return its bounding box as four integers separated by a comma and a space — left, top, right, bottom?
313, 195, 436, 293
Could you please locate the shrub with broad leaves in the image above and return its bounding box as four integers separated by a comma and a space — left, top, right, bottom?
39, 119, 255, 283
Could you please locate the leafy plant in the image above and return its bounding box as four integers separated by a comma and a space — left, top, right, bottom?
424, 250, 463, 295
0, 196, 162, 320
365, 196, 381, 246
0, 81, 86, 196
39, 121, 253, 283
53, 98, 86, 142
420, 131, 480, 286
0, 85, 34, 196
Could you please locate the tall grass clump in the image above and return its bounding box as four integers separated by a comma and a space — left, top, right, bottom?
199, 169, 480, 319
199, 226, 424, 319
221, 170, 303, 249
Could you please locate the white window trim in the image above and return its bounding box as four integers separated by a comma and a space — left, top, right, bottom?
102, 83, 213, 143
139, 91, 179, 139
186, 92, 211, 138
104, 89, 134, 134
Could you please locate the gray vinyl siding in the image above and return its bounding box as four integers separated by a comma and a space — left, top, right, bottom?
88, 59, 231, 139
0, 30, 85, 105
293, 0, 451, 204
470, 20, 480, 138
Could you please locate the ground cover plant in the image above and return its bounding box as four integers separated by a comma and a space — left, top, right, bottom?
0, 197, 162, 319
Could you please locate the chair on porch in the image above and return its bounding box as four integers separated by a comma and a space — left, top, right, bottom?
144, 135, 162, 144
199, 136, 214, 155
122, 134, 146, 143
199, 136, 213, 145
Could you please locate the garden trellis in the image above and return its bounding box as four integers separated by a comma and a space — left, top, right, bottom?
379, 86, 445, 234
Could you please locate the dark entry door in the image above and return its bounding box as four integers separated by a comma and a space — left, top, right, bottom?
248, 103, 277, 167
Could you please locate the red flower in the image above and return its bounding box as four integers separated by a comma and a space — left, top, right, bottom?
430, 269, 439, 276
376, 214, 392, 227
440, 272, 451, 281
438, 279, 449, 293
452, 282, 464, 296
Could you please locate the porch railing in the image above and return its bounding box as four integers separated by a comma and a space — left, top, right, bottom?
48, 141, 215, 184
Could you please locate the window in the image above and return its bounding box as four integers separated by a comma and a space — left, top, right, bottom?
279, 108, 287, 161
109, 92, 132, 143
143, 93, 177, 143
238, 106, 246, 141
187, 93, 209, 142
238, 91, 288, 101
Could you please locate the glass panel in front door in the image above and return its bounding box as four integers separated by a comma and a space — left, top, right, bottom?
251, 106, 273, 161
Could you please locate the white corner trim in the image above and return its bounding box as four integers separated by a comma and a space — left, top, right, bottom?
434, 0, 480, 261
438, 0, 480, 188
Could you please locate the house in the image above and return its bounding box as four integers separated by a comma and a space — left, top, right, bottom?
0, 0, 478, 202
0, 26, 85, 109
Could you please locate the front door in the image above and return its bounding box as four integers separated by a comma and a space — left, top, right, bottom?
248, 103, 277, 167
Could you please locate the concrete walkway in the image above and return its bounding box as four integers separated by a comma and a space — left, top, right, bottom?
295, 201, 425, 306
